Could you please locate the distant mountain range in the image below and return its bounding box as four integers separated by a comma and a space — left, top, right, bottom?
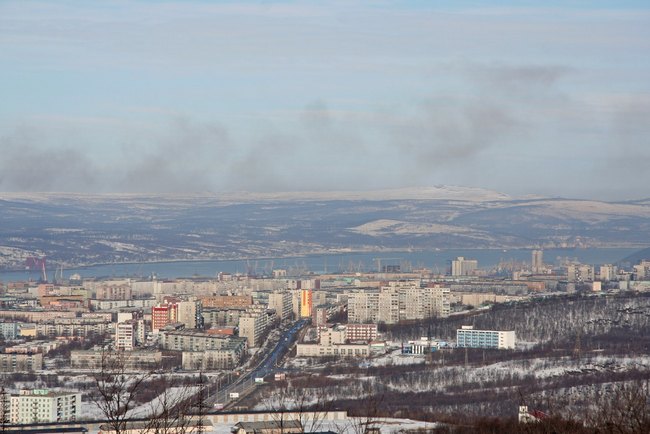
0, 187, 649, 268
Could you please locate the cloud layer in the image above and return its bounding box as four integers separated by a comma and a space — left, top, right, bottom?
1, 1, 649, 199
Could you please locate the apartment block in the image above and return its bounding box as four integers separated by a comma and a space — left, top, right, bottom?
567, 264, 595, 283
95, 284, 133, 300
70, 350, 163, 371
296, 325, 370, 358
456, 326, 515, 349
36, 318, 111, 338
181, 340, 247, 370
160, 329, 248, 353
599, 264, 618, 281
451, 257, 478, 276
0, 322, 20, 340
347, 291, 379, 323
238, 309, 276, 347
300, 289, 313, 318
203, 307, 245, 327
268, 291, 292, 321
0, 352, 43, 372
345, 323, 379, 342
176, 300, 201, 329
199, 295, 252, 309
10, 389, 81, 424
90, 298, 157, 311
115, 321, 141, 351
348, 282, 451, 325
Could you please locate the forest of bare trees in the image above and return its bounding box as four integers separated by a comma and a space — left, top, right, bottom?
245, 292, 650, 432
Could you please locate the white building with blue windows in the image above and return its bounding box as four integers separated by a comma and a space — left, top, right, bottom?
456, 325, 515, 349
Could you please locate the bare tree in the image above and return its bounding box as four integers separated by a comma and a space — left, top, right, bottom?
587, 380, 650, 434
90, 349, 152, 434
344, 377, 385, 434
142, 376, 197, 434
262, 374, 337, 433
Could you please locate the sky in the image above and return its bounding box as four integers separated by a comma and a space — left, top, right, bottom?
1, 1, 649, 199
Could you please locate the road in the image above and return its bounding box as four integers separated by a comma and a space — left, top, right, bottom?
208, 318, 309, 409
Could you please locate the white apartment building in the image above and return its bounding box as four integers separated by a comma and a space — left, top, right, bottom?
181, 339, 247, 370
451, 257, 478, 276
348, 283, 451, 325
268, 291, 292, 321
378, 287, 400, 324
599, 264, 617, 281
10, 389, 81, 424
0, 322, 20, 340
0, 352, 43, 372
176, 300, 200, 329
633, 261, 650, 280
90, 298, 157, 311
70, 350, 162, 371
296, 326, 371, 358
238, 314, 266, 348
348, 291, 380, 324
115, 321, 136, 351
567, 264, 594, 282
456, 326, 515, 349
161, 329, 247, 352
345, 323, 379, 342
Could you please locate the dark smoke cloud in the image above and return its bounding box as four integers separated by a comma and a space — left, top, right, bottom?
0, 63, 575, 194
388, 64, 570, 170
119, 116, 231, 193
468, 64, 570, 92
0, 127, 98, 192
393, 99, 520, 165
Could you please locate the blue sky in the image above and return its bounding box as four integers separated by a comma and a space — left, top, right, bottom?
1, 1, 648, 198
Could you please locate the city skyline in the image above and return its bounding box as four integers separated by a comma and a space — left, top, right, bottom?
1, 1, 649, 199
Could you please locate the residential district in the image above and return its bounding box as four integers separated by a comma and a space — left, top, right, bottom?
0, 251, 648, 433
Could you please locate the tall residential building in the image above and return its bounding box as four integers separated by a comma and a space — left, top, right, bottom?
633, 260, 650, 280
290, 289, 302, 319
115, 321, 136, 351
348, 283, 451, 325
10, 389, 81, 424
300, 289, 313, 318
152, 304, 175, 332
378, 287, 400, 324
451, 257, 478, 276
567, 264, 594, 283
599, 264, 617, 281
238, 308, 275, 347
532, 250, 543, 274
177, 300, 201, 329
347, 291, 379, 324
268, 291, 292, 321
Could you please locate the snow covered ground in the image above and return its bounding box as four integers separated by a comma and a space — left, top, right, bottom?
207, 416, 440, 433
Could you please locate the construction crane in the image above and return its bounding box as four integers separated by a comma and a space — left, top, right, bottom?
372, 257, 402, 273
25, 256, 47, 282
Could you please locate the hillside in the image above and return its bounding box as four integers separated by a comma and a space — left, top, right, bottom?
250, 292, 650, 431
1, 187, 649, 268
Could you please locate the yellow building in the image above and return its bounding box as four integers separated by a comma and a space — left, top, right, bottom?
19, 327, 37, 338
300, 289, 312, 318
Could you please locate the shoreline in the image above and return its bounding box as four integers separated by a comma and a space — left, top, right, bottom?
0, 245, 644, 274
